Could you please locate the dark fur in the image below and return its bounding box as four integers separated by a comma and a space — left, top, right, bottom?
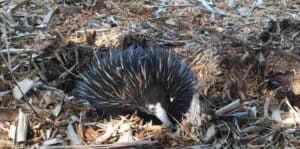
73, 44, 196, 123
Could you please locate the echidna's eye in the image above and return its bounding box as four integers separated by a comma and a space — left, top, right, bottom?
170, 97, 174, 102
146, 104, 156, 113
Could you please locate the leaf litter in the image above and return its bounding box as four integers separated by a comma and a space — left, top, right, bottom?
0, 0, 300, 148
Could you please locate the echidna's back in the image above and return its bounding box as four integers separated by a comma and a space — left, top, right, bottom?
73, 44, 196, 120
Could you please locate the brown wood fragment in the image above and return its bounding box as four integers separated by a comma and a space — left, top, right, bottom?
0, 108, 19, 121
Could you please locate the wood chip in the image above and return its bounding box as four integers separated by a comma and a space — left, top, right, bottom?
292, 74, 300, 95
117, 130, 134, 143
42, 138, 64, 146
16, 109, 28, 143
52, 102, 63, 117
67, 122, 82, 145
8, 125, 16, 141
271, 109, 283, 122
204, 124, 217, 142
165, 18, 176, 25
0, 108, 19, 121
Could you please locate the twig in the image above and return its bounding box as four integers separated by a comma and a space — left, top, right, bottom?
42, 138, 64, 146
0, 48, 32, 54
4, 4, 17, 26
145, 4, 194, 8
37, 5, 61, 28
1, 56, 40, 117
182, 144, 212, 149
31, 61, 48, 82
215, 99, 242, 116
284, 98, 300, 123
247, 128, 280, 147
39, 140, 160, 149
16, 109, 28, 143
58, 65, 78, 80
0, 24, 11, 70
0, 25, 40, 118
54, 53, 80, 79
53, 30, 79, 79
264, 88, 281, 118
199, 0, 234, 17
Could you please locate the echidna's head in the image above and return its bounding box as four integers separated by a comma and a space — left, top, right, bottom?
142, 83, 173, 128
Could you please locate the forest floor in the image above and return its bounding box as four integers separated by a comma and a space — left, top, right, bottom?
0, 0, 300, 148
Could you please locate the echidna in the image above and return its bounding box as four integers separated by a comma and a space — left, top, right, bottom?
73, 44, 197, 127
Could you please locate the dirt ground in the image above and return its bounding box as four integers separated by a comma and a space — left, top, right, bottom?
0, 0, 300, 148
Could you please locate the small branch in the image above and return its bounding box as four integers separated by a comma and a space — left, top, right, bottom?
0, 48, 32, 54
264, 88, 281, 118
1, 55, 40, 117
39, 140, 160, 149
37, 5, 61, 28
54, 53, 80, 79
0, 26, 40, 118
31, 60, 48, 82
215, 99, 242, 116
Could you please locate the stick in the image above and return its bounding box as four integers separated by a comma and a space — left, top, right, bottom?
0, 25, 40, 117
215, 99, 241, 116
39, 140, 160, 149
16, 109, 28, 143
0, 48, 32, 54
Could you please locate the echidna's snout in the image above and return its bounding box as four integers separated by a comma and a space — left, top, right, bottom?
146, 102, 173, 128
